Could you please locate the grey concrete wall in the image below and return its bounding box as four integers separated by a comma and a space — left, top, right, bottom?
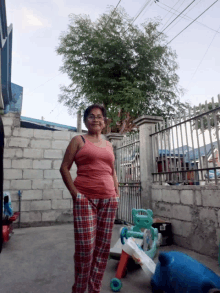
2, 112, 106, 227
152, 184, 220, 258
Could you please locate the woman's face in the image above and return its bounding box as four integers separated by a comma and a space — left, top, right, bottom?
86, 108, 106, 133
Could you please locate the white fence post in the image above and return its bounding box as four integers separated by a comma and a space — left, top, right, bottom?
134, 115, 163, 210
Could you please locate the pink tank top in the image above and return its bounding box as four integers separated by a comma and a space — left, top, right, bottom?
73, 136, 116, 199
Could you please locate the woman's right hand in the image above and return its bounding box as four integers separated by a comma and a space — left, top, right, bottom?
71, 191, 78, 201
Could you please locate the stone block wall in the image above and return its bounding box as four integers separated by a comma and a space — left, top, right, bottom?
152, 184, 220, 258
2, 113, 106, 227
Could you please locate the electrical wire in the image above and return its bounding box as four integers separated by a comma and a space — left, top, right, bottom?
160, 0, 184, 31
187, 24, 220, 88
28, 72, 62, 95
159, 0, 206, 35
157, 0, 196, 38
166, 0, 219, 45
157, 1, 220, 35
105, 0, 122, 27
131, 0, 152, 24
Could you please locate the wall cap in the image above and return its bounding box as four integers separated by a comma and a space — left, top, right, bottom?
106, 133, 124, 140
134, 115, 163, 126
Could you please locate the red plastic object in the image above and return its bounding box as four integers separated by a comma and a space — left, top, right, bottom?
115, 250, 130, 279
2, 225, 10, 243
2, 212, 20, 243
9, 212, 19, 222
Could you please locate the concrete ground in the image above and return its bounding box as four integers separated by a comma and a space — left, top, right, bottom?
0, 224, 220, 293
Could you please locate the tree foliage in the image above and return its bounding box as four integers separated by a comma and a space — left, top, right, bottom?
56, 6, 186, 134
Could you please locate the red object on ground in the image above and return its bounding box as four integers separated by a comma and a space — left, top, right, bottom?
2, 212, 20, 243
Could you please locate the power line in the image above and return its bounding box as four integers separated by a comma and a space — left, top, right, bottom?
160, 0, 184, 31
157, 0, 220, 36
131, 0, 152, 24
105, 0, 122, 27
157, 0, 196, 38
27, 72, 62, 95
187, 24, 220, 87
166, 0, 219, 45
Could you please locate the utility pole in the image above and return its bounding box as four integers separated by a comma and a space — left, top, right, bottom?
77, 110, 82, 132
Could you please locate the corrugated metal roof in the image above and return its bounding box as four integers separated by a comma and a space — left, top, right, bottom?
20, 116, 77, 131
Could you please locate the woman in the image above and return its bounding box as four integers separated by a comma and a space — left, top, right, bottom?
60, 104, 120, 293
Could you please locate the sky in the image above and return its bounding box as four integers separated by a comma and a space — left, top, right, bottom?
6, 0, 220, 131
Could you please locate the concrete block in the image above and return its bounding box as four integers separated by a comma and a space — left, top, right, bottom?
23, 149, 43, 159
33, 160, 52, 169
152, 202, 172, 219
199, 208, 218, 228
42, 210, 58, 221
22, 190, 43, 200
52, 199, 71, 209
31, 200, 51, 211
44, 149, 62, 159
172, 205, 192, 221
52, 140, 69, 150
162, 189, 180, 203
21, 212, 42, 223
202, 189, 220, 208
4, 126, 12, 136
43, 189, 62, 200
3, 148, 23, 158
218, 210, 220, 226
3, 180, 10, 189
63, 189, 71, 199
32, 179, 52, 190
2, 117, 13, 126
10, 180, 32, 190
21, 201, 31, 212
34, 129, 53, 139
23, 169, 43, 179
53, 179, 66, 189
53, 160, 62, 169
180, 190, 194, 205
56, 210, 72, 222
70, 132, 78, 139
12, 159, 33, 169
3, 159, 11, 168
195, 190, 202, 206
171, 219, 192, 237
152, 188, 162, 202
4, 169, 22, 180
53, 131, 71, 140
30, 139, 51, 149
44, 170, 61, 179
9, 137, 30, 148
13, 128, 34, 138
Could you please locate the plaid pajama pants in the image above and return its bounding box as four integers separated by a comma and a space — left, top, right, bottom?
72, 193, 119, 293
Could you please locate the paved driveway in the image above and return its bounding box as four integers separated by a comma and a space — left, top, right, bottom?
0, 224, 219, 293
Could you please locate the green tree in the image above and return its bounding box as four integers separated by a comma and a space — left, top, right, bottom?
56, 6, 186, 134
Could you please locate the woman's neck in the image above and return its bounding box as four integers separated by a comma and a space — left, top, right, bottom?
86, 132, 102, 141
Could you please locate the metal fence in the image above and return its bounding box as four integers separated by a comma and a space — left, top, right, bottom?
151, 98, 220, 185
114, 131, 141, 224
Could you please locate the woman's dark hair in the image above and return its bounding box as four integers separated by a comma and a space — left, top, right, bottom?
83, 104, 107, 124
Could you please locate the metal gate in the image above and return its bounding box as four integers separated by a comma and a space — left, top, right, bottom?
114, 131, 141, 224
